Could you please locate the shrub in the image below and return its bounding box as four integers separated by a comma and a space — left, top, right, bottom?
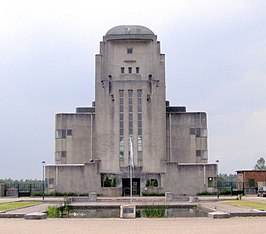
47, 198, 72, 218
153, 179, 158, 187
103, 176, 112, 187
142, 192, 165, 196
197, 191, 217, 196
146, 179, 150, 187
32, 191, 42, 196
111, 178, 116, 187
47, 206, 60, 218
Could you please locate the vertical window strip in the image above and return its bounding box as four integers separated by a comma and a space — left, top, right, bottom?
128, 90, 133, 137
137, 90, 142, 160
119, 90, 124, 159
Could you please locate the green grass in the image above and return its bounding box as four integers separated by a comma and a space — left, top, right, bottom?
142, 206, 166, 217
221, 200, 266, 211
0, 201, 41, 211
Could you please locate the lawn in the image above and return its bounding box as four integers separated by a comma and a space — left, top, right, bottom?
0, 201, 41, 211
221, 200, 266, 211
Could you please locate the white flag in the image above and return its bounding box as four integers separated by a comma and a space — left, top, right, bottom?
129, 137, 134, 169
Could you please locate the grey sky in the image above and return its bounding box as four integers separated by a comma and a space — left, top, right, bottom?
0, 0, 265, 179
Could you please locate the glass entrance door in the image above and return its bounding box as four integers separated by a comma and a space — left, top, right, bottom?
122, 178, 140, 196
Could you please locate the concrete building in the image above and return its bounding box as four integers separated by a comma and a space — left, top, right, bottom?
45, 25, 217, 196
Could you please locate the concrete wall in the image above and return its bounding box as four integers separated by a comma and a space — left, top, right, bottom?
166, 112, 208, 164
45, 162, 100, 194
163, 163, 217, 195
55, 113, 94, 164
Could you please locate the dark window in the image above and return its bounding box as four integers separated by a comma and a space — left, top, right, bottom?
249, 179, 255, 188
128, 67, 132, 73
119, 90, 124, 158
136, 67, 140, 73
127, 48, 133, 54
121, 67, 125, 73
55, 129, 66, 139
208, 177, 214, 187
49, 178, 55, 184
190, 128, 207, 137
67, 129, 72, 136
196, 150, 202, 157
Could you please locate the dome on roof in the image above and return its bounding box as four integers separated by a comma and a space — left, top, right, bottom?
106, 25, 154, 36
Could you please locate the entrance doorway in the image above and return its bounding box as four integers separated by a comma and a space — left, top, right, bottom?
122, 178, 140, 196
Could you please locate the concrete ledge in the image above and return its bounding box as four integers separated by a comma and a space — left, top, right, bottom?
0, 213, 25, 218
230, 211, 266, 217
24, 212, 47, 220
208, 212, 230, 219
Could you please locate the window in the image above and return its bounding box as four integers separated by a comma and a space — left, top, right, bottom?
128, 90, 133, 136
128, 67, 132, 74
119, 90, 124, 158
249, 179, 255, 188
121, 67, 125, 73
56, 129, 72, 138
55, 151, 67, 160
55, 129, 66, 139
67, 129, 72, 136
127, 48, 133, 54
49, 178, 55, 185
196, 150, 208, 159
137, 90, 142, 160
190, 128, 207, 137
136, 67, 140, 73
208, 177, 213, 188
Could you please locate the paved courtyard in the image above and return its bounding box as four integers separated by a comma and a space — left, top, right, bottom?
0, 217, 265, 234
1, 196, 266, 233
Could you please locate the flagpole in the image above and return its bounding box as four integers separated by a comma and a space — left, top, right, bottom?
129, 136, 133, 202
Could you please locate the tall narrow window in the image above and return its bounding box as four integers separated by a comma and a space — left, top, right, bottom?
128, 67, 132, 74
121, 67, 125, 74
137, 90, 142, 160
119, 90, 124, 159
128, 90, 133, 137
136, 67, 140, 74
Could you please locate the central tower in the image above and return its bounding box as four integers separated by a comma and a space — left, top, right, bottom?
95, 25, 166, 177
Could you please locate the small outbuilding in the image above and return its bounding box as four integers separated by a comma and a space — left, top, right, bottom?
236, 170, 266, 195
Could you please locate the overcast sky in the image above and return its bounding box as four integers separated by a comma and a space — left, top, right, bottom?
0, 0, 265, 179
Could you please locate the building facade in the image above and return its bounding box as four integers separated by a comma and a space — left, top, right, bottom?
45, 25, 217, 196
236, 170, 266, 195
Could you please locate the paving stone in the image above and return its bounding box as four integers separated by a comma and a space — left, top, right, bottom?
24, 212, 47, 220
208, 212, 230, 219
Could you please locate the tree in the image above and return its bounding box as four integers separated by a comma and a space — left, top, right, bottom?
254, 157, 266, 170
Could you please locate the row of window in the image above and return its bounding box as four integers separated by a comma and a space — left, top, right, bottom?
190, 128, 207, 137
119, 90, 124, 158
121, 67, 140, 74
119, 90, 143, 160
196, 150, 208, 158
55, 151, 66, 160
137, 90, 142, 159
55, 129, 72, 139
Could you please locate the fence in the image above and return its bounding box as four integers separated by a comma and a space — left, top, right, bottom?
217, 181, 259, 195
2, 183, 43, 197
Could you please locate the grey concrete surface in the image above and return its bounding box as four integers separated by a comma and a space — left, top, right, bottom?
0, 217, 265, 234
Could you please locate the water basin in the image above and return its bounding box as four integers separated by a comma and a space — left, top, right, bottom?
68, 206, 208, 218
